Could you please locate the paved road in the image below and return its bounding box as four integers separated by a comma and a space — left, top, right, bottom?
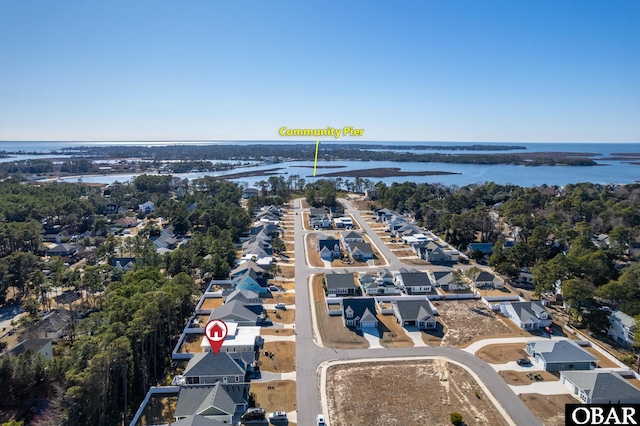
293, 198, 542, 426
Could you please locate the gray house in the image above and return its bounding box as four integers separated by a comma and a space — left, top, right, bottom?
174, 383, 249, 424
500, 301, 552, 330
561, 370, 640, 404
394, 269, 432, 294
183, 351, 254, 385
525, 340, 598, 371
325, 272, 358, 295
391, 299, 436, 329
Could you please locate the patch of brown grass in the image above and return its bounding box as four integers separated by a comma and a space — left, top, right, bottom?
272, 293, 296, 305
250, 380, 297, 412
476, 343, 526, 364
279, 266, 295, 279
260, 341, 295, 372
260, 328, 295, 336
178, 333, 204, 353
200, 297, 223, 310
138, 395, 178, 426
268, 309, 295, 324
312, 275, 368, 349
376, 313, 414, 348
584, 347, 621, 368
499, 370, 558, 385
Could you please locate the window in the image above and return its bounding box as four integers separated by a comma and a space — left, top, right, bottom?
235, 376, 240, 382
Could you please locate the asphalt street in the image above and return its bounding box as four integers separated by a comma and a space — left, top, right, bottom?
293, 198, 542, 426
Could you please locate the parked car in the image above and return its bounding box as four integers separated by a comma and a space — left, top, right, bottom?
517, 358, 531, 366
269, 286, 279, 292
275, 303, 286, 310
269, 411, 287, 420
241, 407, 265, 421
317, 414, 326, 426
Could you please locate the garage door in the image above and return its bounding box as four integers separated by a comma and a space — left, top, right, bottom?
361, 321, 377, 328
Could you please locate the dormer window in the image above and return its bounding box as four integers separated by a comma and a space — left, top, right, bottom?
345, 306, 354, 318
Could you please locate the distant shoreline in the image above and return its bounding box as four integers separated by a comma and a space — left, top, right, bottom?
313, 167, 461, 178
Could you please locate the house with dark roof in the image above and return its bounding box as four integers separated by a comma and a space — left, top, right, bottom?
500, 301, 552, 330
341, 298, 378, 329
391, 300, 436, 329
174, 383, 249, 424
394, 269, 432, 294
208, 300, 262, 326
183, 351, 254, 385
347, 241, 373, 261
561, 370, 640, 404
325, 272, 358, 296
317, 239, 341, 260
151, 229, 178, 251
5, 339, 53, 360
525, 340, 598, 371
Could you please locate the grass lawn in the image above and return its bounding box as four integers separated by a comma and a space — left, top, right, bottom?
137, 395, 178, 426
271, 293, 296, 305
178, 333, 203, 353
260, 341, 296, 372
499, 370, 558, 385
476, 343, 526, 364
268, 309, 295, 324
200, 297, 223, 310
311, 275, 368, 349
376, 313, 414, 348
260, 328, 295, 336
250, 381, 297, 413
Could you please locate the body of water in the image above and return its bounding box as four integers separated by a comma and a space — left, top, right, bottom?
2, 141, 639, 187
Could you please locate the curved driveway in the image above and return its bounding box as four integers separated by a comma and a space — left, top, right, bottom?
293, 198, 542, 426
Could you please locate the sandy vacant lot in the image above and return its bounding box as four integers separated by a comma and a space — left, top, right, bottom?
250, 380, 297, 414
327, 360, 509, 426
434, 300, 515, 347
260, 341, 295, 373
519, 393, 576, 426
476, 343, 526, 364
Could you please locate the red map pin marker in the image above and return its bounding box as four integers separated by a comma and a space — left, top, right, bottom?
205, 319, 228, 355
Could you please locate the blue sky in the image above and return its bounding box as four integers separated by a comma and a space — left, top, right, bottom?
0, 1, 638, 142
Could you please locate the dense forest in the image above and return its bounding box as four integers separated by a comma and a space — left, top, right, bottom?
370, 180, 640, 326
0, 175, 250, 425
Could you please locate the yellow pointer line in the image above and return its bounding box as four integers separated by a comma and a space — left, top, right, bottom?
313, 139, 320, 176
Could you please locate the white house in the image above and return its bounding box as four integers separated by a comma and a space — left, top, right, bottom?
608, 310, 635, 348
200, 323, 262, 354
500, 301, 552, 330
139, 201, 156, 214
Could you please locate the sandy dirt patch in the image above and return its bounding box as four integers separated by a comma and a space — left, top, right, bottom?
327, 360, 509, 426
434, 300, 514, 347
519, 393, 576, 426
271, 293, 296, 305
